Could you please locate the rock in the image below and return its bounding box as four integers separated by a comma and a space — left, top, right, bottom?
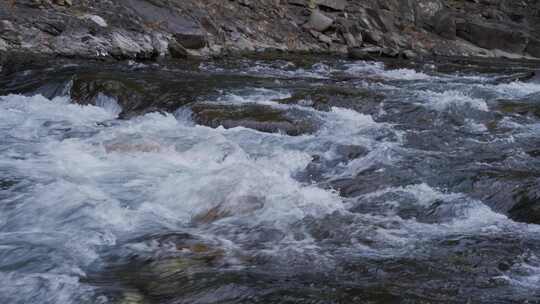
110, 31, 157, 60
357, 8, 396, 33
288, 0, 347, 11
348, 47, 375, 60
526, 38, 540, 57
456, 20, 529, 53
348, 46, 400, 60
2, 0, 540, 61
277, 85, 383, 113
343, 32, 359, 47
168, 40, 189, 58
173, 32, 207, 49
305, 10, 334, 32
315, 0, 347, 11
415, 0, 444, 26
317, 33, 333, 44
493, 71, 536, 84
0, 38, 7, 52
83, 15, 108, 28
53, 0, 71, 6
191, 103, 318, 136
362, 30, 383, 45
433, 10, 456, 40
402, 49, 418, 60
0, 20, 19, 44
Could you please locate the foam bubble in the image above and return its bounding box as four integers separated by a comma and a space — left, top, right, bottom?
418, 90, 489, 111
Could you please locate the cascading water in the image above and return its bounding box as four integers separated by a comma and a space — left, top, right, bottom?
1, 57, 540, 303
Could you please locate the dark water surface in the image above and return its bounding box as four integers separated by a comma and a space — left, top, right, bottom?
2, 56, 540, 303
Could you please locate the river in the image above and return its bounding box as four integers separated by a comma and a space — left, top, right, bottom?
1, 56, 540, 303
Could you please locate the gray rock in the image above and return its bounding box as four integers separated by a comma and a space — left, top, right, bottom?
305, 10, 334, 32
362, 30, 383, 45
401, 49, 417, 60
456, 20, 529, 53
343, 32, 359, 47
317, 33, 333, 44
415, 0, 444, 25
191, 103, 318, 136
288, 0, 346, 11
2, 0, 540, 61
168, 40, 188, 59
433, 10, 456, 40
174, 32, 207, 49
315, 0, 347, 11
348, 46, 399, 60
526, 38, 540, 57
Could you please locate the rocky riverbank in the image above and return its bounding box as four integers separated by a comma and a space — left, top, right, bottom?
2, 0, 540, 65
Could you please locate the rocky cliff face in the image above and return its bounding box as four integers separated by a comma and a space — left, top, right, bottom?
1, 0, 540, 63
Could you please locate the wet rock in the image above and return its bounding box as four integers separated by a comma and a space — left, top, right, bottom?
192, 195, 265, 224
507, 181, 540, 224
277, 85, 383, 113
191, 103, 317, 136
168, 40, 188, 59
348, 46, 399, 60
103, 233, 227, 302
401, 49, 418, 60
496, 94, 540, 118
70, 76, 143, 118
493, 71, 536, 84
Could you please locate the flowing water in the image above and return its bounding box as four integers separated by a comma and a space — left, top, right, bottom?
2, 56, 540, 303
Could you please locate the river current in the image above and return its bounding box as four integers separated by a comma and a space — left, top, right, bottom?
1, 57, 540, 303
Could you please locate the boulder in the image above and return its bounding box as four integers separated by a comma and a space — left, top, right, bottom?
357, 8, 395, 33
191, 103, 318, 136
343, 32, 359, 47
173, 32, 207, 49
0, 20, 20, 44
433, 10, 456, 40
526, 38, 540, 57
456, 20, 529, 53
415, 0, 444, 26
348, 46, 399, 60
168, 40, 189, 58
305, 10, 334, 32
315, 0, 347, 11
0, 38, 7, 52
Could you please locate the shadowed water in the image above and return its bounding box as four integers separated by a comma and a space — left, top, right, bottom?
1, 56, 540, 303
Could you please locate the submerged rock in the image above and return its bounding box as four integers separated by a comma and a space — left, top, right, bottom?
277, 85, 383, 114
191, 102, 318, 136
99, 233, 228, 303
